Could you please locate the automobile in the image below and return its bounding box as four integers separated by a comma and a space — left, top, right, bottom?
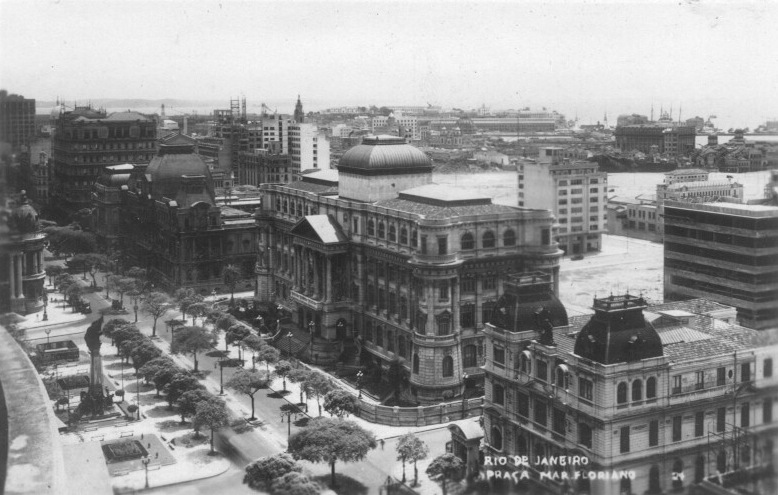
571, 254, 585, 261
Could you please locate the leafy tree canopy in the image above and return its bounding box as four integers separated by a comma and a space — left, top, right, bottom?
323, 389, 360, 418
243, 453, 302, 491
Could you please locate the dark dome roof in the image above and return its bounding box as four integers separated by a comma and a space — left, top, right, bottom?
146, 144, 214, 200
8, 192, 39, 234
488, 273, 568, 333
573, 295, 663, 364
339, 135, 431, 171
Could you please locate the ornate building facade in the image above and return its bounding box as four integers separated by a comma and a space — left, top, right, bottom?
481, 287, 778, 495
0, 192, 47, 315
255, 135, 562, 404
92, 139, 257, 293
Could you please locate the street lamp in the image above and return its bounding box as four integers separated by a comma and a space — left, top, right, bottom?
308, 320, 314, 335
356, 370, 364, 399
286, 332, 294, 359
141, 455, 151, 489
43, 293, 48, 321
280, 408, 298, 439
135, 374, 141, 420
462, 372, 469, 417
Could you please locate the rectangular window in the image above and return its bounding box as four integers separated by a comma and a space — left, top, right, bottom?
649, 420, 659, 446
765, 358, 773, 378
695, 411, 704, 437
741, 403, 750, 427
571, 179, 583, 185
579, 377, 593, 401
590, 178, 599, 184
437, 236, 447, 255
765, 399, 773, 423
535, 400, 547, 426
462, 278, 475, 293
620, 426, 630, 453
672, 416, 683, 442
571, 188, 583, 195
590, 188, 598, 193
672, 375, 682, 394
558, 199, 568, 205
517, 393, 529, 418
559, 190, 568, 196
420, 235, 427, 255
717, 407, 726, 432
696, 371, 705, 390
493, 345, 505, 365
482, 277, 496, 290
461, 305, 475, 328
553, 408, 566, 435
717, 367, 726, 386
741, 363, 751, 382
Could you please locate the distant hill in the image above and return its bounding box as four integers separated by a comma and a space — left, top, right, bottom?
37, 98, 226, 109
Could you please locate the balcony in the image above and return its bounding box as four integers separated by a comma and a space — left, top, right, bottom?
412, 332, 457, 345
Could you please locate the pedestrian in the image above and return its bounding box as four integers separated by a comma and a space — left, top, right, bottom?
380, 438, 385, 450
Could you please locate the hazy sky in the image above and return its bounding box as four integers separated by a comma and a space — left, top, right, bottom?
2, 0, 777, 127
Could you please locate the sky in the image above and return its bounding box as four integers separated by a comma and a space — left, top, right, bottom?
1, 0, 777, 128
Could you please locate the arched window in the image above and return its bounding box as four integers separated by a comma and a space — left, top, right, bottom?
378, 222, 385, 238
646, 377, 657, 399
617, 382, 628, 404
579, 423, 593, 448
413, 354, 419, 374
620, 477, 632, 495
672, 459, 684, 490
399, 227, 408, 244
463, 345, 477, 368
398, 336, 406, 358
461, 233, 474, 250
482, 231, 496, 248
411, 229, 418, 247
695, 456, 705, 483
632, 379, 643, 401
503, 229, 516, 246
555, 365, 569, 389
283, 200, 289, 213
388, 225, 396, 242
648, 465, 661, 493
367, 219, 375, 236
491, 427, 503, 451
442, 356, 453, 377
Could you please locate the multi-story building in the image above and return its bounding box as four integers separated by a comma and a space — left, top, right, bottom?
615, 125, 696, 157
31, 151, 51, 204
372, 112, 419, 140
288, 123, 330, 176
519, 149, 608, 254
0, 192, 47, 315
255, 135, 562, 403
479, 280, 778, 495
92, 139, 257, 291
239, 145, 291, 186
0, 91, 36, 150
51, 106, 157, 218
664, 200, 778, 330
607, 169, 744, 242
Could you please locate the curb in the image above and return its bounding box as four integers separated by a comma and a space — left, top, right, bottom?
116, 456, 233, 493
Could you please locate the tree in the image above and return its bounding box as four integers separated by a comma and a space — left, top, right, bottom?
303, 373, 335, 417
275, 360, 293, 391
102, 318, 131, 345
226, 325, 251, 359
323, 389, 360, 418
177, 388, 212, 424
270, 472, 320, 495
194, 397, 230, 454
172, 326, 216, 372
287, 368, 312, 407
83, 253, 109, 287
112, 324, 141, 354
225, 369, 271, 420
153, 365, 183, 400
256, 345, 280, 373
241, 334, 264, 370
121, 335, 147, 364
188, 302, 209, 326
174, 288, 202, 323
426, 453, 464, 495
127, 266, 148, 291
138, 357, 176, 394
130, 341, 162, 371
222, 264, 241, 306
243, 453, 303, 492
164, 372, 203, 409
64, 284, 83, 311
44, 265, 64, 286
113, 277, 137, 308
396, 432, 429, 486
141, 291, 172, 337
287, 417, 377, 488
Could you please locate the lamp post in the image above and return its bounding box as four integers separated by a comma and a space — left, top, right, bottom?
308, 320, 314, 335
43, 293, 48, 321
356, 370, 364, 399
219, 355, 225, 395
44, 327, 51, 344
141, 455, 150, 489
280, 408, 298, 439
286, 331, 294, 359
135, 374, 141, 420
120, 359, 125, 395
462, 372, 469, 417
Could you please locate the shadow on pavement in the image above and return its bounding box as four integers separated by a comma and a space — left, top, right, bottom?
312, 473, 369, 495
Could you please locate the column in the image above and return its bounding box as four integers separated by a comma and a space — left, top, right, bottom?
356, 253, 365, 306
426, 282, 435, 333
452, 276, 460, 331
16, 254, 23, 298
9, 255, 16, 299
325, 256, 333, 303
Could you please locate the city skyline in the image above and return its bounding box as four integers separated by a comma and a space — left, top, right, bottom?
2, 0, 778, 129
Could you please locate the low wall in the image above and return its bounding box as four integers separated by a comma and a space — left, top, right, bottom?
357, 397, 483, 427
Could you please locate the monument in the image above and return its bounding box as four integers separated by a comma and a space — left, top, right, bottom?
75, 316, 113, 419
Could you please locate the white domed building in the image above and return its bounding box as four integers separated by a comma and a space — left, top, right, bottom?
256, 135, 562, 405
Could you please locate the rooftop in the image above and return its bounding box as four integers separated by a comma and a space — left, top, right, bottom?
665, 200, 778, 217
374, 196, 519, 219
398, 184, 491, 206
